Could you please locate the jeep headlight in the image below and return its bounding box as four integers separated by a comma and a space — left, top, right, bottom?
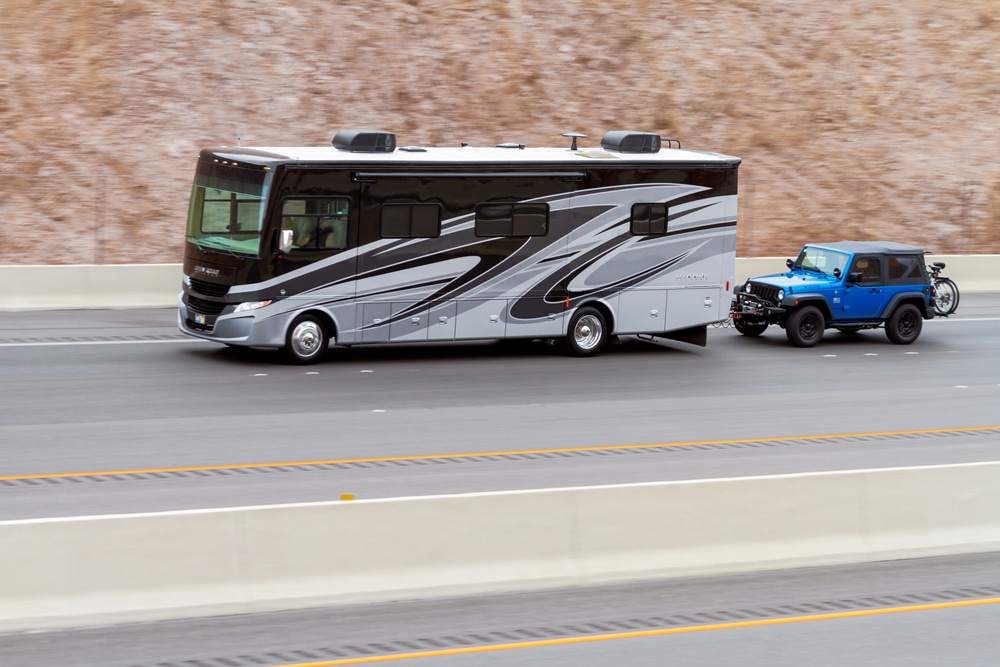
744, 281, 752, 294
233, 300, 272, 313
776, 289, 785, 301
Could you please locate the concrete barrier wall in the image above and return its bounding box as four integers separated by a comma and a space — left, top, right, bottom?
3, 462, 999, 632
0, 264, 183, 310
0, 256, 996, 310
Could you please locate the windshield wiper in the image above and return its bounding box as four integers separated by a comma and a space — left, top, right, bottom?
191, 238, 252, 260
796, 264, 825, 275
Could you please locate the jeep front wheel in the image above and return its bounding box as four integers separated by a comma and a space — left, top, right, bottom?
785, 305, 824, 347
885, 303, 922, 345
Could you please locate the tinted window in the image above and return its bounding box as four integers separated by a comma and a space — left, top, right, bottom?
475, 203, 549, 237
631, 203, 668, 235
887, 254, 925, 284
380, 204, 441, 239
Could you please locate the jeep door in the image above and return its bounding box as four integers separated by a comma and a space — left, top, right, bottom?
840, 254, 890, 319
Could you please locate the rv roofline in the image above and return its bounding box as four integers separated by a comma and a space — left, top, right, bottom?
199, 146, 740, 168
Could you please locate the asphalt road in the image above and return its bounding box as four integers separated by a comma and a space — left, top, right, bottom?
1, 296, 998, 666
2, 296, 999, 518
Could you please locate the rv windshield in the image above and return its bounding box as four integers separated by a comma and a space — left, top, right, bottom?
186, 162, 270, 257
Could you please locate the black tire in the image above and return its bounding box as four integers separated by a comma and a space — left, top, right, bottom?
885, 303, 922, 345
283, 314, 329, 364
933, 278, 959, 316
566, 306, 608, 357
734, 318, 769, 337
785, 305, 824, 347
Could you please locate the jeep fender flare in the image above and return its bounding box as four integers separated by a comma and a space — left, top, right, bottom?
779, 295, 833, 320
880, 291, 934, 320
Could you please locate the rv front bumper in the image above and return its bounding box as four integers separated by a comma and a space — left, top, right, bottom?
177, 295, 285, 348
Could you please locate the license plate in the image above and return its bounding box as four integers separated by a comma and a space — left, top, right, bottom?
194, 313, 206, 325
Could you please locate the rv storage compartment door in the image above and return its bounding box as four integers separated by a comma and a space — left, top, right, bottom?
389, 302, 429, 343
617, 288, 668, 335
454, 299, 508, 340
360, 302, 391, 343
665, 286, 723, 330
427, 302, 457, 341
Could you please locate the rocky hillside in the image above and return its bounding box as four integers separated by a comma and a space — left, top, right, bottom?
1, 0, 998, 264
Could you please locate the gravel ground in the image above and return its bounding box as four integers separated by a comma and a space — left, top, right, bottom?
1, 0, 998, 264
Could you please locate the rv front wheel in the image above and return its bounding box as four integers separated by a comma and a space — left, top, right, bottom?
284, 314, 328, 364
566, 306, 608, 357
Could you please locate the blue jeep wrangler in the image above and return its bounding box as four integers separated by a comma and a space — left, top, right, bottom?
731, 241, 935, 347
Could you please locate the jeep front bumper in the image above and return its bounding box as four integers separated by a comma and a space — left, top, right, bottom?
730, 294, 786, 322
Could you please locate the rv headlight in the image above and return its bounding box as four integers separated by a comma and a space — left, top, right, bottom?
233, 300, 272, 313
776, 289, 785, 301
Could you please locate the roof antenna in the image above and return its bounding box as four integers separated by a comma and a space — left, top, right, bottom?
562, 132, 587, 150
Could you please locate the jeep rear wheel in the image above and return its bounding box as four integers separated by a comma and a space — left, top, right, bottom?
734, 318, 769, 337
786, 305, 824, 347
885, 303, 922, 345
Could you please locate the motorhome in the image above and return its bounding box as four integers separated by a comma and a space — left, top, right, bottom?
178, 130, 741, 363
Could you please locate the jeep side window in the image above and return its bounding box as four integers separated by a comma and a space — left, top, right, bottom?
887, 254, 924, 284
851, 256, 881, 282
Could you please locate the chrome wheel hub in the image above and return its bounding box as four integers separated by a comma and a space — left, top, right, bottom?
291, 321, 322, 357
574, 315, 602, 351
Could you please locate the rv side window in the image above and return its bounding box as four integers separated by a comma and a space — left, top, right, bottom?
631, 203, 668, 235
380, 204, 441, 239
281, 198, 349, 250
475, 203, 549, 237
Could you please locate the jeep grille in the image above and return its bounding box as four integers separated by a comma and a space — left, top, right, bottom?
749, 282, 782, 305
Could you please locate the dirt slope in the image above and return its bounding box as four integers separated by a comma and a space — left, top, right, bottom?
1, 0, 997, 264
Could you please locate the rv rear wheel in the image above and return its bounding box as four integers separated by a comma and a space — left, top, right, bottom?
566, 306, 608, 357
284, 314, 328, 364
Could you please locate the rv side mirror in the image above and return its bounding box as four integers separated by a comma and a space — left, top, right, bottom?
279, 228, 295, 254
786, 258, 794, 269
848, 271, 863, 284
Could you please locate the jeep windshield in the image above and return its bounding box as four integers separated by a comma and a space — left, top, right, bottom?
793, 246, 849, 277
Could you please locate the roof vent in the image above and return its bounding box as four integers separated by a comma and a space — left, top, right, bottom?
332, 130, 397, 153
600, 131, 661, 154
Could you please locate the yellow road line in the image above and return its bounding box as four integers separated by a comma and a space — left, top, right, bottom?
274, 596, 1000, 666
3, 425, 998, 482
